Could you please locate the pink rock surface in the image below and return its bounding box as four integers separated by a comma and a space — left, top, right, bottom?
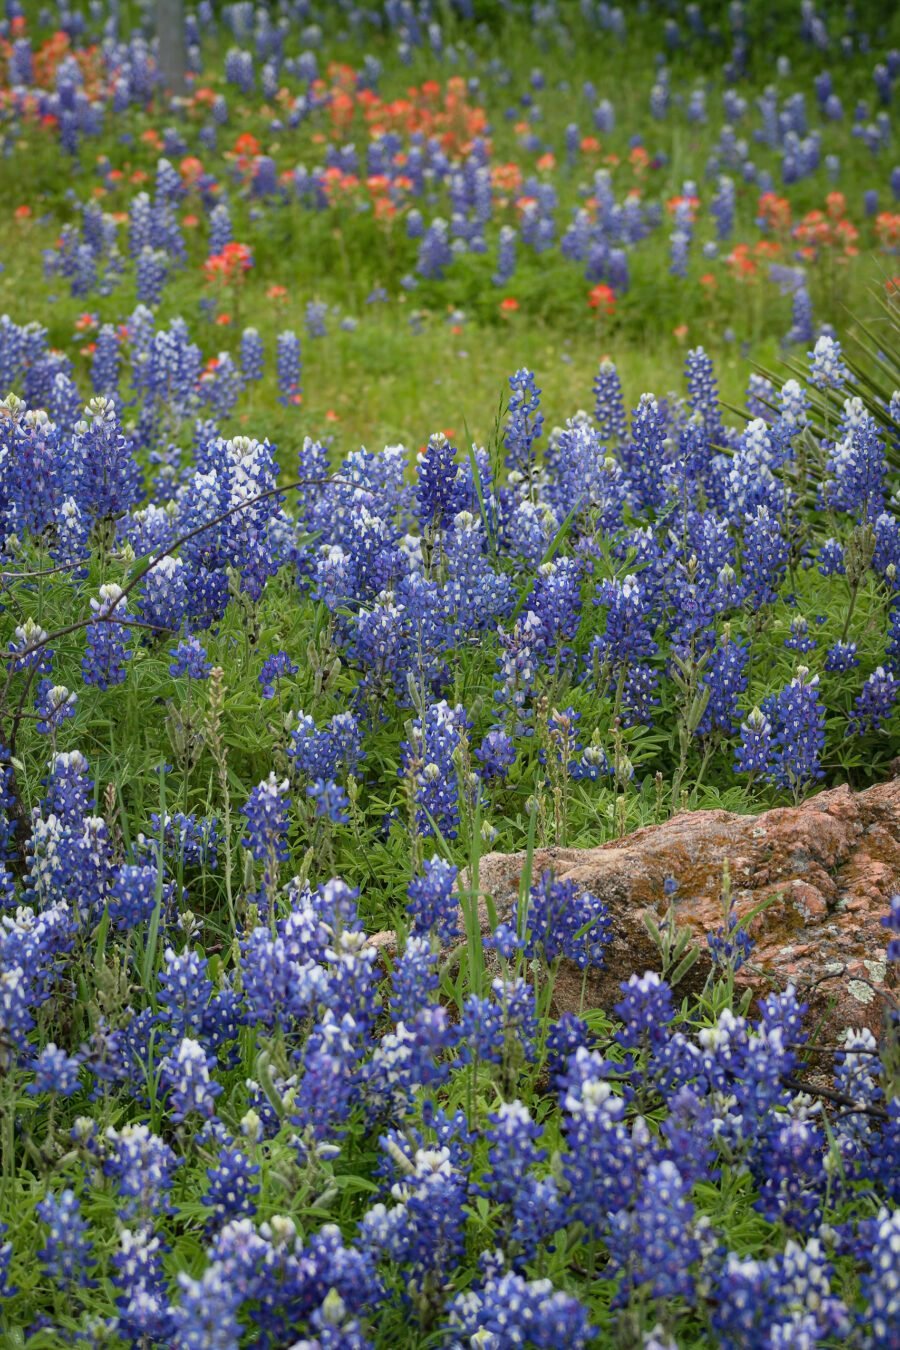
459, 781, 900, 1035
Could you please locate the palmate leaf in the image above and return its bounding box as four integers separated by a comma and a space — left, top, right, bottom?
738, 287, 900, 455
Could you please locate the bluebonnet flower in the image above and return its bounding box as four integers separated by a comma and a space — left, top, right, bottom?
258, 650, 298, 698
307, 777, 349, 822
291, 1012, 362, 1142
504, 368, 544, 483
848, 666, 898, 735
809, 334, 848, 388
155, 945, 214, 1037
734, 706, 773, 777
458, 977, 534, 1069
83, 584, 133, 689
208, 202, 232, 255
416, 218, 454, 278
504, 498, 553, 570
761, 668, 826, 794
34, 681, 77, 735
707, 899, 755, 974
151, 811, 219, 871
41, 750, 94, 822
711, 175, 736, 238
753, 1117, 828, 1233
741, 506, 790, 607
72, 398, 142, 520
108, 862, 165, 930
669, 201, 693, 278
529, 558, 583, 665
203, 1146, 261, 1228
399, 700, 469, 840
697, 637, 749, 736
479, 1100, 547, 1208
516, 871, 611, 968
831, 1027, 883, 1160
712, 1240, 848, 1347
240, 326, 264, 382
276, 330, 302, 405
825, 640, 859, 672
416, 433, 464, 534
28, 1043, 82, 1096
446, 1271, 594, 1348
36, 1190, 95, 1289
476, 727, 517, 781
746, 373, 775, 421
817, 537, 846, 576
820, 414, 887, 521
241, 773, 290, 863
305, 301, 328, 339
593, 358, 628, 443
390, 935, 439, 1026
160, 1037, 222, 1122
141, 554, 188, 632
860, 1208, 900, 1347
494, 976, 538, 1063
607, 1159, 699, 1302
170, 1262, 242, 1348
0, 1222, 13, 1300
136, 246, 168, 305
100, 1121, 181, 1222
289, 710, 364, 782
780, 377, 810, 432
110, 1225, 172, 1342
406, 856, 459, 944
785, 615, 816, 653
91, 323, 121, 397
622, 393, 669, 510
7, 618, 53, 676
169, 637, 212, 679
883, 894, 900, 962
614, 972, 675, 1053
362, 1145, 467, 1316
561, 1054, 642, 1234
685, 346, 724, 444
458, 993, 505, 1065
591, 574, 658, 680
493, 224, 517, 285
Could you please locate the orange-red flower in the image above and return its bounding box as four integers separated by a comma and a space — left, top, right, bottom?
726, 243, 758, 280
499, 297, 519, 313
587, 283, 616, 314
758, 192, 792, 233
204, 241, 253, 284
825, 191, 847, 223
232, 133, 260, 158
875, 212, 900, 249
179, 156, 204, 185
492, 163, 523, 194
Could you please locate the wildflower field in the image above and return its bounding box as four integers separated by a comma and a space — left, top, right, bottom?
2, 0, 900, 1345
